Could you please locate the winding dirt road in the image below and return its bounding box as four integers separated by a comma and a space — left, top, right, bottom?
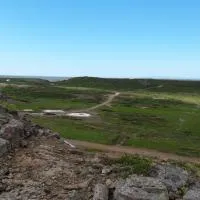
28, 92, 120, 116
68, 139, 200, 164
86, 92, 120, 111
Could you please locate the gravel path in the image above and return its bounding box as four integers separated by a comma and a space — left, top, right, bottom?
69, 139, 200, 164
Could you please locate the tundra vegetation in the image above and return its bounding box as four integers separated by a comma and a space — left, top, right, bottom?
1, 77, 200, 157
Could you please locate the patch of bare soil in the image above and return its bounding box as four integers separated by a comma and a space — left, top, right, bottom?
69, 139, 200, 164
0, 137, 123, 200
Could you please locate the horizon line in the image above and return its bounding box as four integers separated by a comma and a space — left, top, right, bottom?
0, 74, 200, 81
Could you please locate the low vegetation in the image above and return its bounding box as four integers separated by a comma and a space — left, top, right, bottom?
32, 91, 200, 157
0, 86, 110, 111
0, 77, 49, 86
57, 76, 200, 93
110, 154, 153, 176
1, 77, 200, 157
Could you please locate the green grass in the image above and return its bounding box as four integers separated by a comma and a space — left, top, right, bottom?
123, 91, 200, 105
1, 86, 109, 111
57, 76, 200, 93
32, 116, 115, 144
106, 154, 153, 177
11, 98, 94, 111
31, 93, 200, 157
98, 95, 200, 156
103, 154, 153, 178
0, 77, 50, 86
2, 80, 200, 157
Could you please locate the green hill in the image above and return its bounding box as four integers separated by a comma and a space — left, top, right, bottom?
57, 77, 200, 93
0, 78, 50, 86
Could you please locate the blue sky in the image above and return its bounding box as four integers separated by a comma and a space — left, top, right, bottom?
0, 0, 200, 78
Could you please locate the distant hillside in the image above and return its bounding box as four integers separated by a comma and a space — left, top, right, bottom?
0, 78, 50, 86
57, 77, 200, 93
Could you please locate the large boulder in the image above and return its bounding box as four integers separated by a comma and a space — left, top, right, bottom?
0, 106, 10, 127
183, 189, 200, 200
149, 164, 188, 198
114, 176, 169, 200
183, 181, 200, 200
0, 114, 9, 127
0, 138, 9, 156
93, 184, 108, 200
0, 119, 24, 147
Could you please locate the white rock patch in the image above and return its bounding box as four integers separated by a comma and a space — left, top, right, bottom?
43, 110, 65, 114
66, 113, 91, 118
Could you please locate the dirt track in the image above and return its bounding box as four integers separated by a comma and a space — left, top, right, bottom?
86, 92, 120, 111
69, 139, 200, 164
26, 92, 120, 117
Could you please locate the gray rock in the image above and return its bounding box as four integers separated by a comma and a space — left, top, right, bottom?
93, 184, 108, 200
193, 181, 200, 189
106, 179, 113, 188
114, 176, 169, 200
0, 119, 24, 146
0, 185, 43, 200
183, 182, 200, 200
47, 132, 60, 139
24, 124, 41, 138
183, 189, 200, 200
0, 138, 9, 156
0, 106, 11, 127
0, 183, 6, 192
102, 167, 112, 175
20, 140, 28, 148
36, 128, 52, 137
0, 192, 17, 200
0, 106, 8, 114
149, 164, 188, 197
0, 114, 9, 126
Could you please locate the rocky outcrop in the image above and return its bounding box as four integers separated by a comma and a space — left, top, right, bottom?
183, 189, 200, 200
0, 105, 54, 153
0, 119, 24, 147
183, 182, 200, 200
114, 176, 169, 200
0, 107, 11, 126
0, 138, 9, 156
93, 184, 109, 200
149, 164, 189, 199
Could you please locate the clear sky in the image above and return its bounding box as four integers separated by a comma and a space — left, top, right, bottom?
0, 0, 200, 79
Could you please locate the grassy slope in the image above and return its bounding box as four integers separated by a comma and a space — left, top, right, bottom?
32, 117, 113, 144
32, 93, 200, 157
1, 77, 200, 157
0, 78, 50, 86
57, 77, 200, 93
99, 94, 200, 156
1, 86, 110, 111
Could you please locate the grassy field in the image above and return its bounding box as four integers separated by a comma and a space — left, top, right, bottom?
57, 77, 200, 93
100, 94, 200, 156
0, 86, 110, 111
0, 77, 50, 86
32, 93, 200, 157
32, 91, 200, 157
1, 77, 200, 157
